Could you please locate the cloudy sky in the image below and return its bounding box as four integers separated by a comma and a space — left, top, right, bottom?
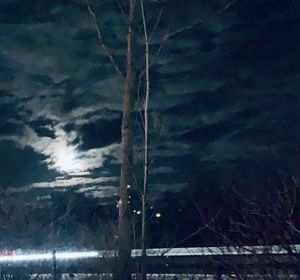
0, 0, 299, 222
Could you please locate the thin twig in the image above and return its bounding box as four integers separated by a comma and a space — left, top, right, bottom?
140, 0, 150, 268
87, 2, 124, 78
136, 69, 146, 130
149, 8, 163, 43
162, 203, 223, 255
168, 0, 236, 40
157, 0, 237, 55
132, 174, 143, 201
116, 0, 130, 26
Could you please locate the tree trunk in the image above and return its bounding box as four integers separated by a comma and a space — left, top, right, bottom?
116, 1, 137, 279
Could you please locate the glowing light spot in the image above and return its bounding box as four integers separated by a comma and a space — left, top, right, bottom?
53, 144, 85, 175
0, 251, 99, 263
56, 151, 78, 173
56, 251, 98, 260
155, 213, 161, 218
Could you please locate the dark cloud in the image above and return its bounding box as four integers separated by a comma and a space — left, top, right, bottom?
78, 117, 122, 150
0, 0, 74, 24
0, 0, 299, 220
0, 100, 27, 123
0, 140, 57, 188
30, 74, 54, 86
237, 0, 293, 22
0, 89, 14, 99
29, 118, 56, 139
178, 121, 240, 143
0, 64, 15, 84
0, 122, 24, 136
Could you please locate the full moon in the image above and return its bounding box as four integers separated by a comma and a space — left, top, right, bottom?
47, 129, 89, 175
55, 151, 80, 174
52, 140, 85, 174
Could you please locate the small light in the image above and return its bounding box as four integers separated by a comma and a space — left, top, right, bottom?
155, 213, 161, 218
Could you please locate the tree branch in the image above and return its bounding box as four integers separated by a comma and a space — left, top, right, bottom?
157, 0, 237, 55
149, 7, 163, 43
116, 0, 130, 27
87, 2, 124, 78
140, 1, 150, 272
161, 203, 223, 255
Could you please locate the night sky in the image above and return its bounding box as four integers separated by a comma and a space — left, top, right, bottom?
0, 0, 300, 248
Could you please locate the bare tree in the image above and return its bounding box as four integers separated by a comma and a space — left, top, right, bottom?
86, 1, 238, 279
192, 165, 300, 279
88, 1, 138, 278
